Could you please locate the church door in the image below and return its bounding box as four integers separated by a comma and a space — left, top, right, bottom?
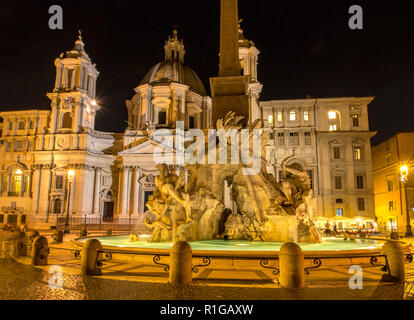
103, 202, 114, 222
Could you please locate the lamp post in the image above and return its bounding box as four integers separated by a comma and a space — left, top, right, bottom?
400, 165, 412, 237
64, 169, 75, 234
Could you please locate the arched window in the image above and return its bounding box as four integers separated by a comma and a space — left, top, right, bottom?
328, 111, 341, 131
9, 168, 24, 196
61, 112, 72, 129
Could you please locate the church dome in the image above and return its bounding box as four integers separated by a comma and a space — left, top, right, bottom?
140, 60, 206, 96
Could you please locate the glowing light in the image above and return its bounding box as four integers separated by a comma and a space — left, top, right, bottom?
268, 115, 273, 125
15, 169, 23, 175
91, 99, 97, 106
328, 111, 337, 120
67, 169, 75, 182
290, 111, 296, 121
329, 124, 337, 131
401, 165, 409, 177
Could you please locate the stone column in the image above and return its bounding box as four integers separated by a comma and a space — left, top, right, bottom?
119, 167, 129, 217
131, 168, 140, 216
93, 168, 101, 215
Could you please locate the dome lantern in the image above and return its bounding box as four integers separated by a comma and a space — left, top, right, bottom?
164, 29, 185, 63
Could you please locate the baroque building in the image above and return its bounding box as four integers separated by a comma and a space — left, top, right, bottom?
0, 26, 377, 230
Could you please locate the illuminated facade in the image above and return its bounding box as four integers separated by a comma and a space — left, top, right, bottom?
0, 28, 377, 230
372, 132, 414, 232
260, 98, 377, 227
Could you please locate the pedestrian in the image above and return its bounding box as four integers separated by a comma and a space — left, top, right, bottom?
324, 221, 331, 236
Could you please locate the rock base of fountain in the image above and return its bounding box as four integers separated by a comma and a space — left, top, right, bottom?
140, 112, 321, 244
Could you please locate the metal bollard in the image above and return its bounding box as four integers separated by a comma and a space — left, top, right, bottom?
279, 242, 305, 289
382, 240, 405, 283
31, 236, 49, 266
81, 239, 103, 276
169, 241, 192, 285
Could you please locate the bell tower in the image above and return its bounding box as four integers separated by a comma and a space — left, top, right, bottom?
47, 32, 100, 134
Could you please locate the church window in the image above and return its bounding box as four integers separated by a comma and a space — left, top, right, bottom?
61, 112, 72, 129
67, 69, 74, 89
55, 175, 64, 190
53, 199, 62, 214
189, 116, 195, 129
158, 111, 167, 125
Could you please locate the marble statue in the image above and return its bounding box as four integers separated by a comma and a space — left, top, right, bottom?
139, 112, 321, 243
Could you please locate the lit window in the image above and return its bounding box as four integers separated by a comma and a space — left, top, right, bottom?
289, 111, 296, 121
268, 115, 273, 125
328, 111, 337, 120
277, 112, 283, 122
336, 208, 344, 217
304, 111, 309, 121
352, 114, 359, 127
329, 124, 337, 132
354, 147, 362, 160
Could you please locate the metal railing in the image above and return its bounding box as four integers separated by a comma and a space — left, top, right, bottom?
56, 217, 139, 231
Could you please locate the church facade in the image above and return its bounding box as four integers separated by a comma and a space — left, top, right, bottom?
0, 26, 376, 230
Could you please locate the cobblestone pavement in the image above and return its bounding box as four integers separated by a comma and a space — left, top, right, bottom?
1, 233, 413, 300
0, 254, 413, 300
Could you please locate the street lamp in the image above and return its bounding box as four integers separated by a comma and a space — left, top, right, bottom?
64, 169, 75, 234
400, 165, 412, 237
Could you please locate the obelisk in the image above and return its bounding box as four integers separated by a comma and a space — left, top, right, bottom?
210, 0, 250, 126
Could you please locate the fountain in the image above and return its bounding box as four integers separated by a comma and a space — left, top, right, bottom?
75, 113, 393, 258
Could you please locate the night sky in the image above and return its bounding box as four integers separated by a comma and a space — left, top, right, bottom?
0, 0, 413, 144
